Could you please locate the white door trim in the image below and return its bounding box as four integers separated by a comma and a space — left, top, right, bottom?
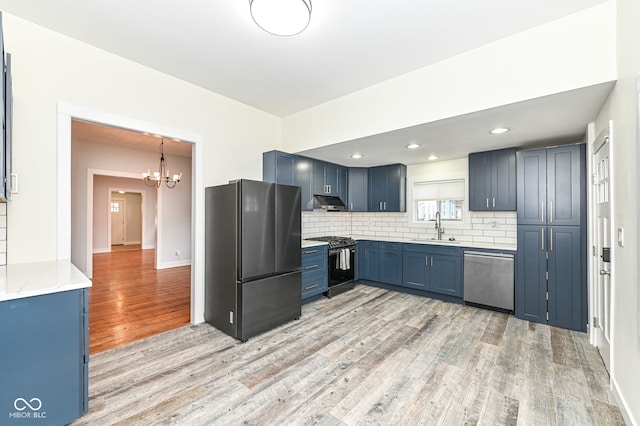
587, 121, 615, 369
58, 102, 205, 324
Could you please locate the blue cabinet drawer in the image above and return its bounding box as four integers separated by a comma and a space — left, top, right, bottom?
302, 245, 327, 256
302, 253, 326, 271
302, 269, 328, 298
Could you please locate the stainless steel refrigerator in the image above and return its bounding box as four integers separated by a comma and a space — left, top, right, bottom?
205, 179, 302, 341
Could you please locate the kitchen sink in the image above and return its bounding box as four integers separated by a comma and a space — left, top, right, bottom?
411, 238, 461, 244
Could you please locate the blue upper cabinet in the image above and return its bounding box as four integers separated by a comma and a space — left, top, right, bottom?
516, 149, 546, 224
313, 160, 347, 200
348, 168, 368, 212
295, 156, 314, 211
263, 150, 295, 185
546, 145, 585, 226
517, 144, 584, 226
469, 148, 516, 211
368, 164, 407, 212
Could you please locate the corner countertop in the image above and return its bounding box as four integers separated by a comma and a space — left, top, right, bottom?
351, 235, 517, 252
302, 240, 329, 249
0, 260, 92, 302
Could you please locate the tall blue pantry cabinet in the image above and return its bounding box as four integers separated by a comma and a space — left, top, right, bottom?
516, 144, 587, 332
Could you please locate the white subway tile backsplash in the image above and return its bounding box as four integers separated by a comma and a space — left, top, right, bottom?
302, 209, 516, 245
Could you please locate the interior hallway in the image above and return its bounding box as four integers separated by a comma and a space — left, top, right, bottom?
89, 246, 191, 354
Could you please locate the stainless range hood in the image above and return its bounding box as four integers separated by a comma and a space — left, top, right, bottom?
313, 195, 346, 212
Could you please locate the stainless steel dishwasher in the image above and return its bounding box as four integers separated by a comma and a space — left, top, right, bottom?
463, 251, 515, 312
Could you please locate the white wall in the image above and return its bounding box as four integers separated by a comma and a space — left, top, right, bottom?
282, 2, 616, 152
2, 13, 281, 267
592, 0, 640, 423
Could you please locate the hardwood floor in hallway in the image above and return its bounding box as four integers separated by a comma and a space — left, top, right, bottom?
89, 247, 191, 354
74, 285, 624, 425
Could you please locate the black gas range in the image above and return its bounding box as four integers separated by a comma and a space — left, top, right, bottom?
305, 236, 357, 298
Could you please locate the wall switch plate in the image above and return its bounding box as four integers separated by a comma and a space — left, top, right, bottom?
618, 227, 624, 247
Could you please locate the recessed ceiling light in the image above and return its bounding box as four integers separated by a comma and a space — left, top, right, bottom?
427, 155, 438, 161
406, 143, 421, 149
351, 153, 363, 159
490, 127, 510, 135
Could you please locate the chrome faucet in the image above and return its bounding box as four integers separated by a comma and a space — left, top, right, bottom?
435, 211, 444, 240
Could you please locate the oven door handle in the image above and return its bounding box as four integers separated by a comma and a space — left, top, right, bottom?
329, 247, 356, 255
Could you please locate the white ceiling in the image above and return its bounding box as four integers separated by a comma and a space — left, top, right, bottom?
2, 0, 613, 164
72, 119, 193, 158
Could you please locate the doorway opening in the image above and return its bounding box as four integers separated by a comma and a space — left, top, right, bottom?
70, 116, 195, 354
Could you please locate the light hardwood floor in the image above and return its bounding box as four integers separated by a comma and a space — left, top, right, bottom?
73, 285, 624, 425
90, 247, 191, 354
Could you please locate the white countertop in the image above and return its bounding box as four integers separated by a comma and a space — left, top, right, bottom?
303, 236, 515, 251
0, 260, 92, 302
302, 240, 329, 249
351, 235, 517, 251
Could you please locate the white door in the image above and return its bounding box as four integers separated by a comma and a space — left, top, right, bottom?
111, 198, 126, 246
593, 137, 611, 372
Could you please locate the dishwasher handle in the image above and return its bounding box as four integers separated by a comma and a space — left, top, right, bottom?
464, 251, 514, 260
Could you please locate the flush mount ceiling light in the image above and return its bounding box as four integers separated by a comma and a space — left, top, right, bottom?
490, 127, 510, 135
406, 143, 421, 149
142, 138, 182, 189
427, 155, 439, 161
351, 153, 363, 159
249, 0, 312, 37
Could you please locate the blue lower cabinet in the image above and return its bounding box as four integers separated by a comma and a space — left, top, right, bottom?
402, 244, 462, 297
402, 246, 429, 290
358, 241, 379, 281
301, 246, 328, 301
0, 289, 88, 425
378, 242, 403, 285
428, 254, 461, 297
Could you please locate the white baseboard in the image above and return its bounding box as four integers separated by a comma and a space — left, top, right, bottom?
611, 375, 636, 426
124, 240, 141, 245
156, 259, 191, 269
93, 247, 111, 254
142, 244, 155, 250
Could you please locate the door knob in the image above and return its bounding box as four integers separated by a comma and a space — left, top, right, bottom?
599, 270, 610, 276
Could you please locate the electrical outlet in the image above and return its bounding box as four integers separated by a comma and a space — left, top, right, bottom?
175, 250, 180, 256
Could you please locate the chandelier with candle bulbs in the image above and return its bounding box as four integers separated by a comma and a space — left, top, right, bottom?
142, 138, 182, 189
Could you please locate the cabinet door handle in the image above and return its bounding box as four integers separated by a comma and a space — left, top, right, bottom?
425, 256, 429, 266
305, 265, 318, 270
431, 257, 434, 267
541, 228, 545, 251
550, 201, 553, 223
379, 201, 383, 211
486, 198, 489, 208
305, 283, 319, 290
541, 202, 545, 223
383, 202, 387, 210
550, 228, 553, 251
350, 202, 353, 210
492, 197, 496, 208
304, 249, 318, 254
328, 185, 331, 193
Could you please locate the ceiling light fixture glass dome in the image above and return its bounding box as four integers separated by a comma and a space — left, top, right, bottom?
249, 0, 312, 37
